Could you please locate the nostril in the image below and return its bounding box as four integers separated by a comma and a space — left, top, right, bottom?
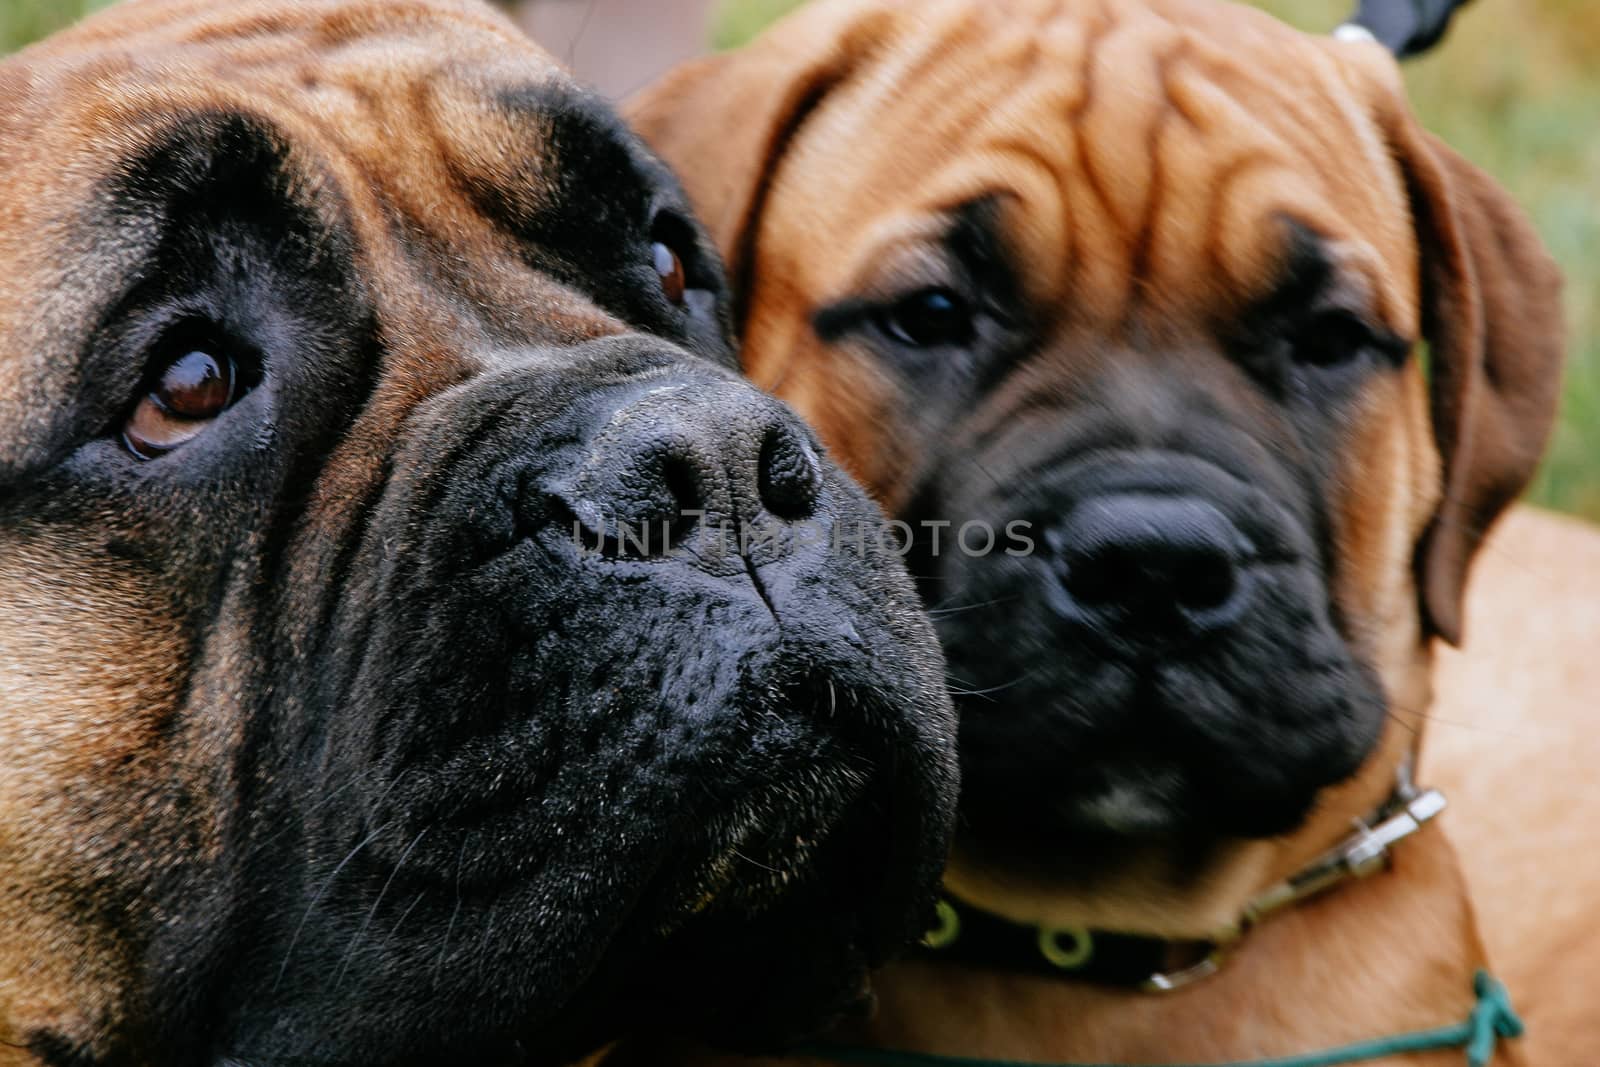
1173, 556, 1237, 611
549, 378, 828, 566
659, 454, 706, 544
1061, 547, 1128, 606
661, 453, 703, 514
758, 425, 823, 521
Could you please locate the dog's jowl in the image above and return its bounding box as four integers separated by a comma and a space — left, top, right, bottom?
0, 3, 960, 1066
634, 0, 1566, 1061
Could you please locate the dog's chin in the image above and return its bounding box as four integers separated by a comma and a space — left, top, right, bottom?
655, 762, 871, 930
1057, 761, 1324, 841
941, 572, 1389, 867
960, 759, 1324, 874
547, 690, 948, 1056
953, 681, 1378, 880
1063, 766, 1198, 836
603, 778, 928, 1055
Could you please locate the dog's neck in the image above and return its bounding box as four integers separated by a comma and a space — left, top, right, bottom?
931, 772, 1447, 990
833, 660, 1517, 1064
848, 823, 1508, 1066
943, 757, 1428, 950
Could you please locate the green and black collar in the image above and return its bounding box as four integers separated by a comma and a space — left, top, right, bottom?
918, 778, 1448, 992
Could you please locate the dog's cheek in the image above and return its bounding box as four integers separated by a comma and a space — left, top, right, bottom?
0, 532, 195, 1059
1326, 369, 1440, 701
0, 533, 190, 804
0, 922, 127, 1065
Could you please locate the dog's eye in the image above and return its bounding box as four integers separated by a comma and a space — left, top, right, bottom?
1291, 310, 1374, 369
880, 288, 976, 348
653, 241, 687, 306
123, 348, 240, 460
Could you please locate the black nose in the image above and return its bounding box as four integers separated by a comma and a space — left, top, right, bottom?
553, 378, 824, 557
1047, 494, 1254, 637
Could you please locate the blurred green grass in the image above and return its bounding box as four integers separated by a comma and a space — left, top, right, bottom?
4, 0, 1592, 518
711, 0, 1600, 521
0, 0, 107, 52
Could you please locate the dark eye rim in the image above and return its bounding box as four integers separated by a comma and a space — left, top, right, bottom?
876, 286, 979, 349
1288, 309, 1410, 372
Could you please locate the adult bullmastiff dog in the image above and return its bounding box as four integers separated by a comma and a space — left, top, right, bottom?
0, 2, 963, 1065
629, 0, 1583, 1062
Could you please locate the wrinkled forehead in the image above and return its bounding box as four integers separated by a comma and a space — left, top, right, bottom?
771, 0, 1420, 336
2, 0, 578, 213
0, 0, 657, 473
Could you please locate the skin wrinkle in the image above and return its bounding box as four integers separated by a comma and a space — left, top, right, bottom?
1124, 40, 1188, 328
1066, 11, 1117, 308
870, 3, 982, 118
730, 78, 851, 337
1210, 50, 1411, 335
787, 6, 1401, 463
1198, 153, 1275, 308
988, 150, 1075, 314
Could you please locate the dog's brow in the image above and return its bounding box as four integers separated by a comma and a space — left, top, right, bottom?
496, 82, 661, 208
813, 196, 1023, 341
1256, 221, 1402, 340
1263, 221, 1337, 313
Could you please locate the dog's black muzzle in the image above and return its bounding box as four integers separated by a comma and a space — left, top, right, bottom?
224, 338, 957, 1066
912, 434, 1385, 868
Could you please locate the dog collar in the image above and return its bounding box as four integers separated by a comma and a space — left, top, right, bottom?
919, 775, 1447, 993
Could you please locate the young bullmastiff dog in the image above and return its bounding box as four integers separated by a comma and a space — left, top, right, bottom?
629, 0, 1579, 1062
0, 2, 964, 1065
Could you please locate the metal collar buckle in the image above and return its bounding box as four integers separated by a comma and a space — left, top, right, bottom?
1243, 787, 1449, 930
1142, 778, 1448, 994
1141, 944, 1231, 993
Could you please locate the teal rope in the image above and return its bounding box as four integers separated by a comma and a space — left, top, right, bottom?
801, 971, 1522, 1067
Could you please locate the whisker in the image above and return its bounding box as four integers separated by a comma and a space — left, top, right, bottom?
477, 902, 500, 983
732, 847, 781, 875
250, 767, 382, 854
433, 839, 469, 990
333, 828, 429, 990
386, 888, 429, 946
947, 669, 1038, 701
274, 821, 390, 992
927, 595, 1020, 619
1385, 696, 1546, 740
565, 0, 598, 68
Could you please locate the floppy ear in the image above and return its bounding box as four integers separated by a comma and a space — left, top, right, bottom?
625, 0, 892, 325
1386, 109, 1565, 645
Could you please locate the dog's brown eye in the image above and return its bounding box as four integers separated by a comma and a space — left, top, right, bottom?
882, 288, 975, 348
653, 241, 686, 306
123, 349, 238, 460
